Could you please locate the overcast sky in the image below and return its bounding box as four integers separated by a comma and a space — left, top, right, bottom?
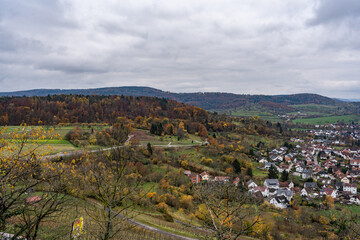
0, 0, 360, 98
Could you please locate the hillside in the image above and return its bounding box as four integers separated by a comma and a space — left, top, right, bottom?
0, 86, 345, 108
1, 87, 359, 124
0, 94, 208, 125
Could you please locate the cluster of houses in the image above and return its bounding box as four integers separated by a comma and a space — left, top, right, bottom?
254, 123, 360, 208
247, 177, 360, 209
248, 179, 294, 209
183, 170, 240, 185
183, 123, 359, 209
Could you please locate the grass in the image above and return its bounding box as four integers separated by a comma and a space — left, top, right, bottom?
317, 204, 360, 223
292, 114, 360, 125
253, 167, 268, 178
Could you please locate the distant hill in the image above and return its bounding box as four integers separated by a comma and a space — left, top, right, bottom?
0, 86, 343, 110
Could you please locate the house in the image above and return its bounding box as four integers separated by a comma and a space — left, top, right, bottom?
341, 177, 350, 184
279, 181, 294, 189
270, 196, 290, 209
247, 180, 258, 189
250, 186, 269, 198
214, 176, 230, 183
296, 164, 305, 173
277, 164, 290, 173
350, 195, 360, 205
348, 170, 360, 178
233, 177, 240, 186
189, 173, 201, 184
350, 159, 360, 168
184, 170, 191, 176
276, 188, 293, 201
320, 188, 337, 199
302, 169, 313, 179
318, 171, 329, 178
259, 158, 267, 164
319, 178, 331, 185
264, 162, 275, 170
304, 182, 318, 190
301, 188, 319, 198
268, 188, 278, 197
335, 182, 343, 190
343, 183, 357, 194
264, 179, 280, 189
200, 172, 211, 181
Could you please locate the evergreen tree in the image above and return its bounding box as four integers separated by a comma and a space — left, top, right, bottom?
280, 170, 289, 182
147, 142, 153, 156
232, 160, 241, 174
268, 164, 279, 179
246, 167, 253, 177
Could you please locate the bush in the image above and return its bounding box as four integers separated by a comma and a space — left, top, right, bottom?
156, 202, 168, 213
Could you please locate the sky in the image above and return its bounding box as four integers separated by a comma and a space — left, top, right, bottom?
0, 0, 360, 98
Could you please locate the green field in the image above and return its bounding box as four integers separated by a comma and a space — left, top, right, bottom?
0, 125, 108, 154
292, 114, 360, 125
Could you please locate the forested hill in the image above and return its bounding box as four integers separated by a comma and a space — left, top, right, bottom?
0, 86, 343, 111
0, 95, 209, 125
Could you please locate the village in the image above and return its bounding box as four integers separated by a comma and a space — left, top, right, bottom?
183, 122, 360, 209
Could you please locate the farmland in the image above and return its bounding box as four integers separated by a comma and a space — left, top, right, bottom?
292, 114, 360, 125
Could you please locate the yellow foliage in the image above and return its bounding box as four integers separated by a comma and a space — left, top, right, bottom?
195, 204, 209, 220
156, 202, 168, 213
146, 192, 157, 199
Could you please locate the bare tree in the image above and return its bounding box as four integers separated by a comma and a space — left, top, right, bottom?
78, 148, 145, 240
194, 182, 261, 240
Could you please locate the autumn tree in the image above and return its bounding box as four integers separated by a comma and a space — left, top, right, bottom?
78, 148, 146, 240
0, 125, 67, 237
194, 182, 261, 240
198, 124, 208, 138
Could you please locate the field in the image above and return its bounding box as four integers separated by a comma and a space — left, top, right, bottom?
292, 114, 360, 125
218, 103, 360, 125
0, 125, 205, 156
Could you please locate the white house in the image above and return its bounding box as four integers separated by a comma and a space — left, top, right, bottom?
250, 186, 269, 198
276, 188, 293, 201
247, 180, 258, 189
296, 165, 305, 173
200, 172, 211, 181
264, 179, 280, 189
301, 188, 319, 198
350, 159, 360, 168
341, 177, 350, 184
350, 195, 360, 205
259, 158, 267, 164
270, 196, 290, 209
343, 183, 357, 194
321, 188, 338, 199
302, 169, 313, 179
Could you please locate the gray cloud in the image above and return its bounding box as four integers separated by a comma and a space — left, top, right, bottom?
0, 0, 359, 98
307, 0, 360, 26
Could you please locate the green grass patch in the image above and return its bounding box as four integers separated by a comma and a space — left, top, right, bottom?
292, 115, 360, 125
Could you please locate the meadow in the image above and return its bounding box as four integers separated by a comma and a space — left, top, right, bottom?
292, 114, 360, 125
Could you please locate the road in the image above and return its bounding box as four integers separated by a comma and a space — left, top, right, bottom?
45, 141, 206, 160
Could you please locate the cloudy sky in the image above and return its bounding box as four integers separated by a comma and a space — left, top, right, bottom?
0, 0, 360, 98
